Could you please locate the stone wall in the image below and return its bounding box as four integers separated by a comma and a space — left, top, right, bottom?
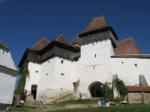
128, 92, 150, 104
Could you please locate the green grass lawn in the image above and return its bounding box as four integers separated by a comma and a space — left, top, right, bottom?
5, 100, 150, 112
50, 104, 150, 112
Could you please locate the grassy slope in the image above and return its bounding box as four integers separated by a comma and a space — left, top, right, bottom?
51, 104, 150, 112
6, 103, 150, 112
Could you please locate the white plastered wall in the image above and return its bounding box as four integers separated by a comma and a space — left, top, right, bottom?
25, 56, 74, 102
25, 62, 41, 94
0, 46, 17, 70
0, 46, 17, 105
0, 68, 16, 104
111, 58, 150, 86
73, 39, 115, 99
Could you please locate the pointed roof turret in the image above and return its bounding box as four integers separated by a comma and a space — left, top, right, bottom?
52, 34, 73, 47
0, 40, 10, 50
81, 14, 109, 34
31, 37, 49, 51
79, 14, 118, 42
72, 35, 80, 45
72, 35, 80, 48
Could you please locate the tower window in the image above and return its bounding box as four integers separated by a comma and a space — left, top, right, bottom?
135, 64, 138, 68
61, 73, 64, 76
61, 60, 64, 64
95, 54, 96, 58
93, 66, 95, 69
35, 70, 39, 73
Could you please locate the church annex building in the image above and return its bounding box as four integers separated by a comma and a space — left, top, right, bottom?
19, 15, 150, 103
0, 41, 18, 110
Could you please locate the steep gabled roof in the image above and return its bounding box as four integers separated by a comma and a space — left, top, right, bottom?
126, 86, 150, 92
0, 40, 10, 50
52, 34, 73, 47
31, 37, 50, 51
114, 38, 142, 55
81, 15, 109, 34
72, 35, 80, 45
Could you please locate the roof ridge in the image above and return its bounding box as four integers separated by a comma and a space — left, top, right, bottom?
80, 14, 109, 34
131, 38, 142, 54
72, 35, 79, 45
126, 38, 132, 54
53, 34, 73, 46
61, 34, 72, 45
31, 37, 50, 51
32, 37, 49, 48
117, 37, 133, 43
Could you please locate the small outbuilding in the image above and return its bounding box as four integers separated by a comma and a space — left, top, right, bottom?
0, 40, 19, 110
126, 86, 150, 104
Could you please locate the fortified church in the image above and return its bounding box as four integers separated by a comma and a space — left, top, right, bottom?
19, 15, 150, 103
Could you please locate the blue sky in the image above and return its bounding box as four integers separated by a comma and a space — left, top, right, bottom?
0, 0, 150, 69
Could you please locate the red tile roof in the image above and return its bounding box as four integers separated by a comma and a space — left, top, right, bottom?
126, 86, 150, 92
31, 37, 49, 51
114, 38, 142, 55
0, 40, 10, 50
81, 14, 109, 34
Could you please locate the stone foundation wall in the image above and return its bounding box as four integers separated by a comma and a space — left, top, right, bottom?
128, 92, 150, 104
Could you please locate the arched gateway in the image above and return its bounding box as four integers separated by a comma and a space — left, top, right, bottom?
88, 81, 103, 97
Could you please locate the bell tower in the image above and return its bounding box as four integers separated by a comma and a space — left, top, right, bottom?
78, 14, 118, 65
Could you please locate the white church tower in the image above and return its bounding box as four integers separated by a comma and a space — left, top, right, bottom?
72, 14, 118, 99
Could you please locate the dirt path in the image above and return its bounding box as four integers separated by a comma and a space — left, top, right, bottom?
27, 103, 98, 112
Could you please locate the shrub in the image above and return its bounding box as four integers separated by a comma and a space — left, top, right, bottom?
102, 82, 114, 102
114, 78, 127, 96
102, 78, 127, 102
